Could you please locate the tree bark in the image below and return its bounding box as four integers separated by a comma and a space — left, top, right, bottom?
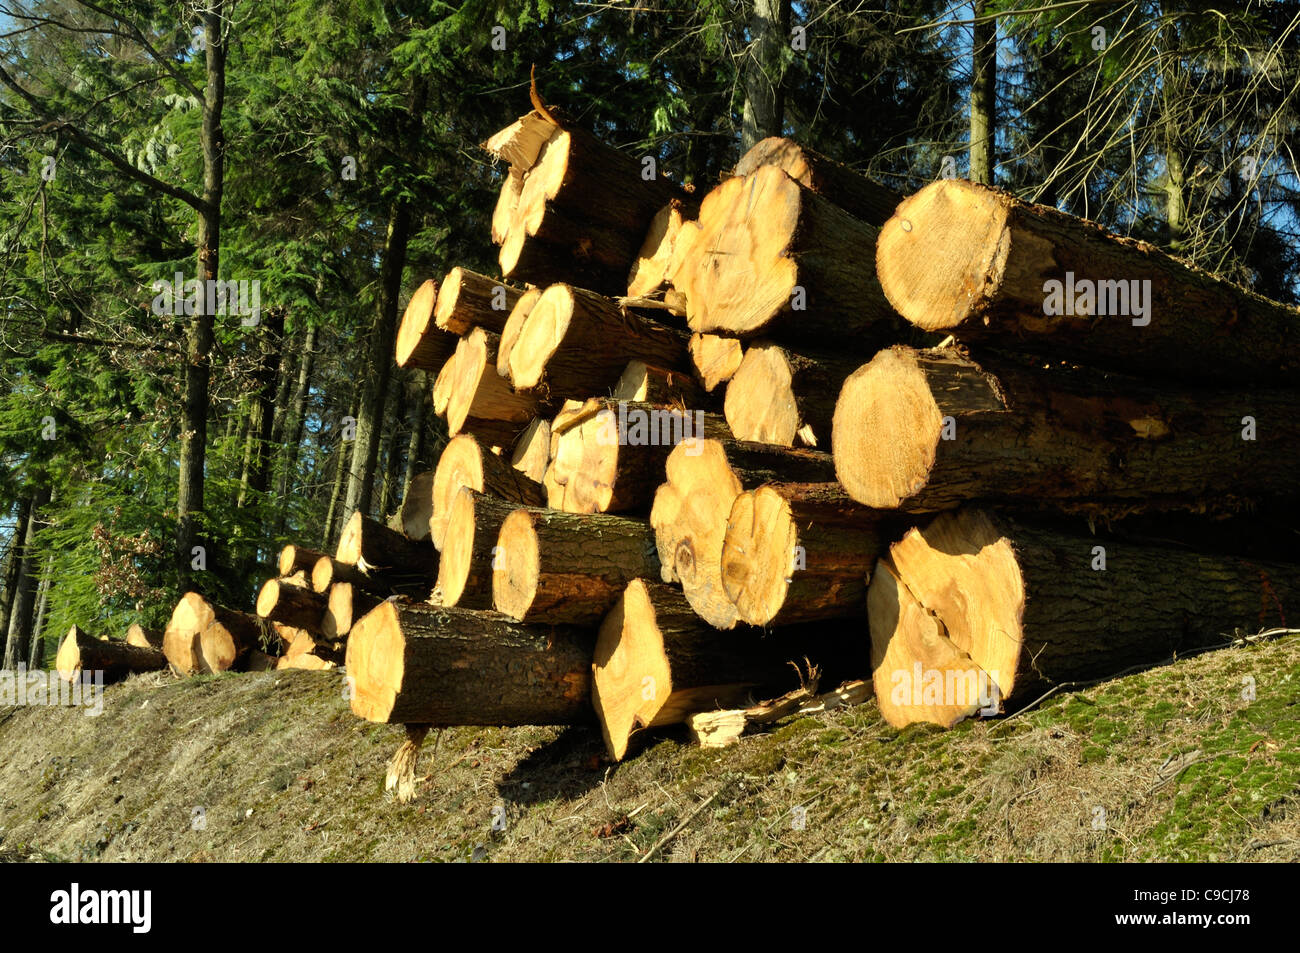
434, 268, 522, 335
969, 0, 996, 185
56, 626, 167, 683
2, 485, 50, 670
435, 491, 518, 609
322, 582, 383, 640
740, 0, 792, 153
237, 305, 286, 508
346, 601, 595, 726
256, 578, 327, 632
276, 322, 317, 534
734, 137, 903, 226
336, 511, 437, 580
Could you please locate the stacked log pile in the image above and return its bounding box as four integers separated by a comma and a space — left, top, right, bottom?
61, 100, 1300, 774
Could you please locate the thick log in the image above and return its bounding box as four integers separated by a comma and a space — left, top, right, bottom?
591, 580, 801, 761
163, 592, 271, 675
399, 471, 435, 542
688, 333, 744, 393
649, 437, 836, 626
336, 511, 437, 580
496, 118, 690, 294
724, 341, 861, 448
875, 179, 1300, 383
430, 434, 546, 550
322, 582, 384, 640
670, 166, 899, 345
346, 601, 595, 725
612, 360, 706, 408
278, 544, 327, 578
498, 286, 542, 378
734, 137, 902, 227
431, 348, 457, 417
435, 490, 519, 609
508, 284, 689, 401
832, 345, 1300, 513
492, 508, 660, 624
444, 327, 539, 439
721, 483, 887, 626
56, 625, 167, 683
544, 398, 726, 514
870, 508, 1300, 728
434, 267, 522, 335
509, 416, 551, 484
256, 578, 326, 631
125, 623, 164, 650
395, 279, 457, 371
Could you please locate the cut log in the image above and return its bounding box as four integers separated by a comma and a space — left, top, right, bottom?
56, 625, 167, 683
544, 398, 726, 514
431, 348, 457, 417
496, 119, 690, 294
336, 511, 437, 580
721, 483, 887, 626
613, 360, 706, 408
591, 580, 802, 761
444, 327, 538, 438
688, 333, 744, 393
734, 137, 903, 227
347, 601, 595, 725
435, 490, 519, 609
125, 623, 164, 650
482, 110, 556, 170
670, 166, 899, 344
492, 508, 660, 624
256, 578, 327, 631
433, 267, 522, 336
627, 199, 695, 311
649, 437, 836, 626
498, 286, 542, 378
874, 178, 1300, 383
508, 284, 689, 400
724, 341, 861, 448
870, 508, 1300, 728
278, 544, 327, 578
395, 279, 457, 371
831, 345, 1300, 513
322, 582, 385, 640
399, 471, 435, 542
163, 592, 270, 675
430, 434, 546, 550
509, 417, 551, 484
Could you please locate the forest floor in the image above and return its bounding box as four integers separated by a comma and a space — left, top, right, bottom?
0, 633, 1296, 863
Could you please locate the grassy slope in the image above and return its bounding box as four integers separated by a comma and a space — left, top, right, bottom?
0, 634, 1295, 863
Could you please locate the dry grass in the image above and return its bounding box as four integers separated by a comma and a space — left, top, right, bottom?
0, 634, 1295, 862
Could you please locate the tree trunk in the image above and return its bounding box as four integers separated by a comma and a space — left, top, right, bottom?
434, 267, 522, 335
399, 471, 436, 542
335, 511, 436, 580
56, 626, 167, 683
237, 305, 286, 508
831, 345, 1300, 513
435, 491, 518, 609
176, 0, 228, 586
126, 624, 164, 650
544, 399, 726, 514
27, 551, 54, 668
276, 322, 317, 534
870, 508, 1300, 728
0, 494, 33, 644
163, 591, 269, 675
430, 434, 546, 551
649, 437, 835, 624
311, 555, 433, 600
400, 373, 430, 506
497, 287, 542, 378
346, 601, 595, 726
444, 327, 539, 439
279, 544, 328, 577
492, 507, 660, 624
688, 333, 744, 393
592, 580, 800, 761
395, 279, 456, 371
721, 483, 887, 625
256, 578, 327, 632
612, 360, 706, 408
724, 341, 861, 448
671, 166, 899, 345
874, 179, 1300, 383
320, 412, 354, 549
377, 373, 405, 518
969, 0, 996, 185
740, 0, 791, 153
509, 417, 551, 485
734, 137, 903, 226
508, 284, 689, 400
2, 485, 50, 669
321, 582, 383, 640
